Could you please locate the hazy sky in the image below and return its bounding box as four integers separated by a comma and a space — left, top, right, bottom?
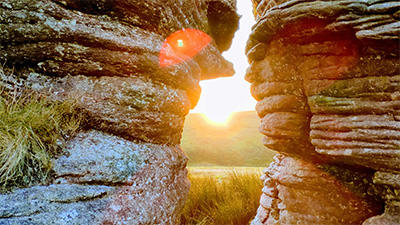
191, 1, 257, 117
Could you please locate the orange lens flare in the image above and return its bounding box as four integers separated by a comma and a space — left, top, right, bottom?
159, 28, 212, 67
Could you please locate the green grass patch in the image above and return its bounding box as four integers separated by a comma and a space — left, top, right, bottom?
179, 168, 263, 225
0, 83, 83, 192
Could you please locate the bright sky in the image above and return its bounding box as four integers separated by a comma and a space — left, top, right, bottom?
191, 1, 257, 124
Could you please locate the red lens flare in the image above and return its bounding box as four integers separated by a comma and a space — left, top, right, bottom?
159, 28, 212, 67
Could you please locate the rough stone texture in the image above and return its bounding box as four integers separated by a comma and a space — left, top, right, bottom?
0, 0, 239, 224
0, 184, 114, 224
0, 0, 239, 144
252, 155, 381, 225
0, 131, 190, 224
247, 0, 399, 224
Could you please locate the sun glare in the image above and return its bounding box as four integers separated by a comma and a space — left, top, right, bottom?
201, 110, 233, 125
159, 28, 211, 67
188, 1, 257, 123
177, 39, 184, 47
192, 77, 256, 125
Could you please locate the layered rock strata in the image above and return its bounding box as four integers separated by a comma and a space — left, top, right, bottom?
0, 0, 239, 224
246, 0, 399, 224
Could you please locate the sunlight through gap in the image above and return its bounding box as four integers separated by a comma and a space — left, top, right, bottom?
190, 1, 257, 123
201, 111, 233, 126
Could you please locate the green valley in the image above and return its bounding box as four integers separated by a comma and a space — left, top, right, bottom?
181, 111, 276, 167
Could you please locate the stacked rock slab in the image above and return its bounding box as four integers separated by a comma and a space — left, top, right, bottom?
246, 0, 399, 224
0, 0, 239, 224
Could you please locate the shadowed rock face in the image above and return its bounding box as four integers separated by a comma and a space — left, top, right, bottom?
247, 0, 399, 224
0, 0, 239, 224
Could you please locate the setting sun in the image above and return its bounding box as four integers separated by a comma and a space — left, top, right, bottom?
189, 1, 256, 123
192, 77, 256, 125
201, 110, 233, 125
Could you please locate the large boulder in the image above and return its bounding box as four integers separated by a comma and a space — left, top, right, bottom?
246, 0, 399, 224
0, 0, 239, 224
253, 155, 381, 224
0, 130, 189, 224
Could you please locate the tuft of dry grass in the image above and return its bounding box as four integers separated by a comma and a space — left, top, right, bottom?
0, 69, 83, 192
179, 169, 263, 225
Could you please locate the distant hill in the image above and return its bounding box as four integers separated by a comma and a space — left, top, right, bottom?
181, 111, 276, 167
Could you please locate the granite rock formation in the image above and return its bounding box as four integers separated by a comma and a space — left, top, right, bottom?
246, 0, 399, 224
0, 0, 239, 224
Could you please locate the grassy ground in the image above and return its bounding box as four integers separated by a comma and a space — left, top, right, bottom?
179, 167, 263, 225
0, 73, 83, 191
182, 112, 275, 167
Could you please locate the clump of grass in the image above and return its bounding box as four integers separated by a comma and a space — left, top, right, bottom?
0, 88, 83, 192
179, 170, 263, 225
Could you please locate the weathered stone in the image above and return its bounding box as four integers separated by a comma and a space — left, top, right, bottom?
304, 75, 400, 97
256, 95, 310, 118
374, 171, 400, 188
0, 130, 190, 224
247, 0, 399, 56
0, 0, 238, 82
247, 0, 399, 223
259, 112, 310, 138
0, 0, 239, 143
250, 81, 304, 101
0, 0, 239, 224
310, 114, 400, 171
53, 130, 147, 184
363, 201, 400, 225
0, 184, 113, 224
15, 73, 191, 145
251, 155, 382, 225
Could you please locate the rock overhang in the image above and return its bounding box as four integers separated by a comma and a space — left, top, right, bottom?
0, 0, 240, 144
